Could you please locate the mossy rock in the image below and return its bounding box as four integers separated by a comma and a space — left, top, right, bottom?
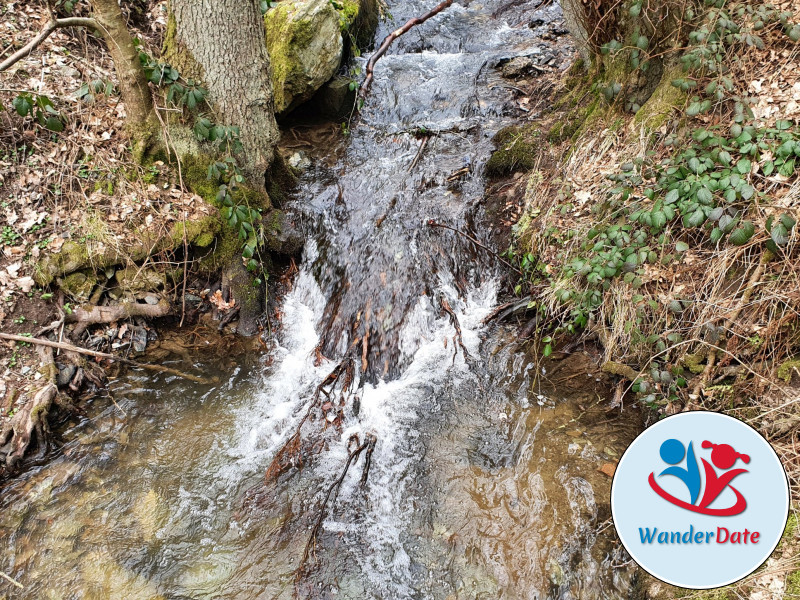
485, 125, 541, 177
681, 349, 707, 375
337, 0, 379, 50
602, 360, 637, 380
35, 241, 91, 287
34, 215, 223, 287
115, 267, 166, 295
58, 270, 98, 301
265, 0, 344, 114
547, 115, 583, 145
776, 357, 800, 383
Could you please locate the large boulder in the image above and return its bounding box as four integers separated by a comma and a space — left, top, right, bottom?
265, 0, 344, 114
337, 0, 380, 50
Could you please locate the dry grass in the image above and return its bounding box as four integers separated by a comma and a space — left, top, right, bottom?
506, 0, 800, 509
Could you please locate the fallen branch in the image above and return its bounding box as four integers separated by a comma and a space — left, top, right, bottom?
65, 298, 171, 325
427, 219, 523, 275
265, 352, 358, 482
358, 0, 455, 103
0, 17, 99, 72
0, 333, 215, 385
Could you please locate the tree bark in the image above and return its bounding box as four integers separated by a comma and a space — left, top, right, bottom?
89, 0, 156, 152
168, 0, 280, 188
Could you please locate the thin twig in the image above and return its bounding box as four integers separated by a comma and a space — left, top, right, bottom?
408, 135, 429, 172
427, 219, 523, 275
0, 333, 215, 385
358, 0, 455, 103
0, 570, 23, 589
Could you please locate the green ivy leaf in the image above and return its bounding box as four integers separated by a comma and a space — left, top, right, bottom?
684, 208, 706, 228
780, 213, 797, 230
12, 95, 33, 117
675, 241, 689, 252
770, 223, 789, 246
665, 189, 680, 204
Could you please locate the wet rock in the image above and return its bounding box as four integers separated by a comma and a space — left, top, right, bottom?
310, 75, 358, 119
265, 0, 344, 114
337, 0, 379, 49
58, 269, 98, 301
502, 56, 538, 79
131, 327, 148, 353
288, 151, 312, 170
56, 363, 77, 387
133, 489, 165, 541
184, 293, 202, 305
263, 209, 304, 256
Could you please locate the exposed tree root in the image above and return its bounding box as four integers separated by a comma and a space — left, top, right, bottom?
295, 432, 377, 596
66, 298, 171, 327
0, 333, 215, 385
265, 351, 359, 482
358, 0, 455, 103
441, 297, 470, 363
0, 345, 57, 469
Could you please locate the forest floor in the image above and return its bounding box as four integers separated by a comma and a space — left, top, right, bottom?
0, 0, 285, 477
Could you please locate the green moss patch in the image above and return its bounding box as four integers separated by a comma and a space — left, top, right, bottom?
485, 125, 541, 177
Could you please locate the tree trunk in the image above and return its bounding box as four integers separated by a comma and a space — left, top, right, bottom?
168, 0, 280, 188
89, 0, 156, 155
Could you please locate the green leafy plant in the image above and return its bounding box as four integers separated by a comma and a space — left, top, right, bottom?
10, 93, 65, 132
1, 226, 21, 246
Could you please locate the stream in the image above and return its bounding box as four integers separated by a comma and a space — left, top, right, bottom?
0, 1, 642, 598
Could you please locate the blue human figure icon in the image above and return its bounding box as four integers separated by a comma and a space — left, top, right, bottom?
658, 438, 701, 505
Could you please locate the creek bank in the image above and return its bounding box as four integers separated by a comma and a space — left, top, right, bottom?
484, 1, 800, 596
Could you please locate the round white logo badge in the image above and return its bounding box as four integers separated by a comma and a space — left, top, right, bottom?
611, 411, 790, 589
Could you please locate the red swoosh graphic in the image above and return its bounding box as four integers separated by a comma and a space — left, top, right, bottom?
648, 472, 747, 516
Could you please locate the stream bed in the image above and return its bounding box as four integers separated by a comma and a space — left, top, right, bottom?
1, 1, 642, 598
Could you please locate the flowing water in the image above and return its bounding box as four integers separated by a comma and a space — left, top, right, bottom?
0, 1, 642, 598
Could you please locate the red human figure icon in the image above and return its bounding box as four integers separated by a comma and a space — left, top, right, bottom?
698, 441, 750, 510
